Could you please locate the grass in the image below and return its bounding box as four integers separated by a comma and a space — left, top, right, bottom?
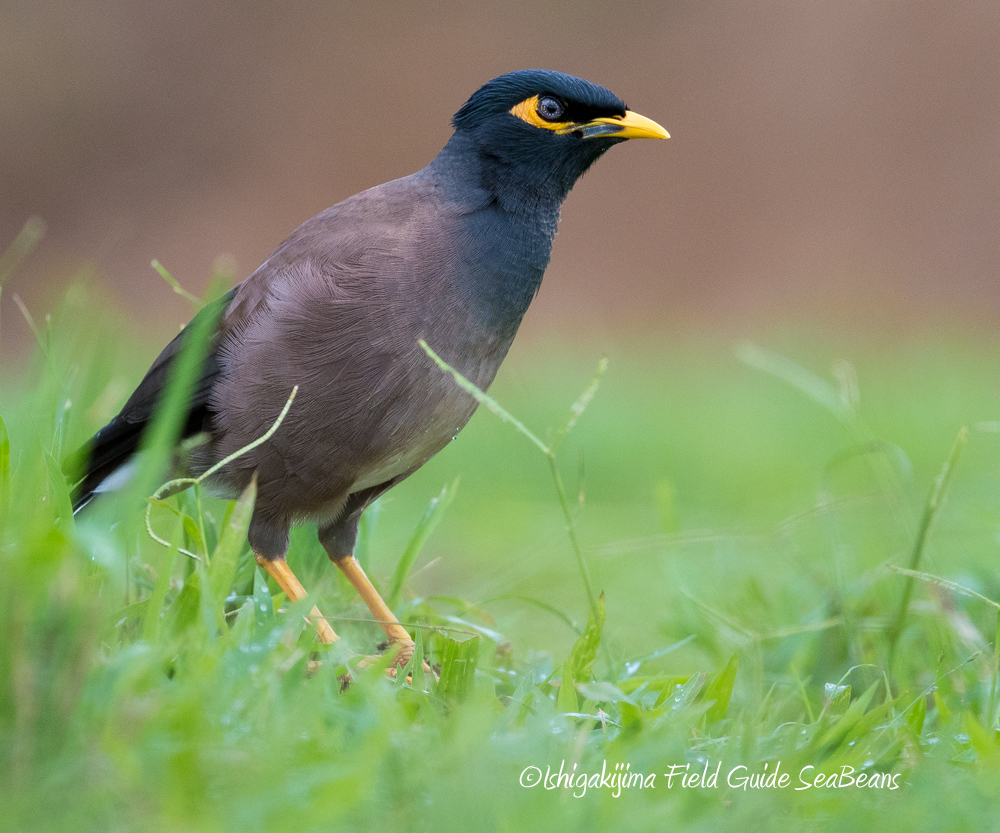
4, 256, 1000, 830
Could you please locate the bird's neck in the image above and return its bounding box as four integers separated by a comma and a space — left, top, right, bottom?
430, 132, 576, 213
428, 133, 564, 341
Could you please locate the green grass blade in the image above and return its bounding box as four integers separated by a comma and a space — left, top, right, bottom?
0, 216, 45, 286
551, 357, 607, 450
142, 514, 181, 643
437, 635, 480, 702
905, 691, 927, 736
42, 448, 74, 530
702, 651, 739, 723
736, 341, 852, 423
207, 477, 256, 616
387, 478, 458, 608
252, 566, 275, 633
547, 454, 600, 626
481, 594, 582, 635
436, 615, 506, 644
419, 340, 549, 454
13, 293, 49, 358
889, 426, 968, 652
410, 627, 425, 691
195, 550, 221, 637
887, 564, 1000, 611
151, 259, 206, 309
123, 293, 224, 511
419, 338, 601, 627
0, 414, 9, 538
990, 610, 1000, 727
162, 570, 203, 639
574, 681, 636, 705
557, 592, 605, 713
182, 514, 207, 557
814, 681, 879, 751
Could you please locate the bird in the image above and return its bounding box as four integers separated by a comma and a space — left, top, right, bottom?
68, 69, 668, 668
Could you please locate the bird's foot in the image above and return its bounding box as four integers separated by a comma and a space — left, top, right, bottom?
308, 635, 434, 689
355, 637, 416, 675
335, 640, 435, 688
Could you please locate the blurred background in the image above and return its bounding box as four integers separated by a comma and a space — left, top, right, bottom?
2, 0, 999, 359
6, 14, 1000, 824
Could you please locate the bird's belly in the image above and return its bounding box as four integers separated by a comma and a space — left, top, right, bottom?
338, 335, 507, 496
347, 402, 470, 493
348, 443, 438, 492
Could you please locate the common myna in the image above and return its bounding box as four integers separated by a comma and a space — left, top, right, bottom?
71, 69, 668, 667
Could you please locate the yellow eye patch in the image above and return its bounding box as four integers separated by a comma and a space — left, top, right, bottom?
509, 95, 574, 132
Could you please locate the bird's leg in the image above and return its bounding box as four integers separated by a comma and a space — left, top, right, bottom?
319, 506, 418, 672
334, 555, 415, 669
253, 551, 339, 645
319, 493, 435, 682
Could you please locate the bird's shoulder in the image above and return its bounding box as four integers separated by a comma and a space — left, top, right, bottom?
219, 169, 478, 335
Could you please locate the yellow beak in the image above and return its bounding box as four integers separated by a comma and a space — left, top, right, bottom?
557, 109, 670, 140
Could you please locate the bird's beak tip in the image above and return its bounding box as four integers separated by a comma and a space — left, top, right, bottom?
618, 110, 670, 140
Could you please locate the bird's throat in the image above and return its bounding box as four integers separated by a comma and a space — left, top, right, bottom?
430, 134, 564, 340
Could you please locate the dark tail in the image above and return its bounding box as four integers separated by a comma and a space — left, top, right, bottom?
66, 287, 235, 512
67, 418, 146, 512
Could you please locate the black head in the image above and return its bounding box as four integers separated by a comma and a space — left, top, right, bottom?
445, 69, 668, 212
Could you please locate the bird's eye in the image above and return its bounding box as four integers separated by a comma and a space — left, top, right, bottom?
536, 96, 565, 122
